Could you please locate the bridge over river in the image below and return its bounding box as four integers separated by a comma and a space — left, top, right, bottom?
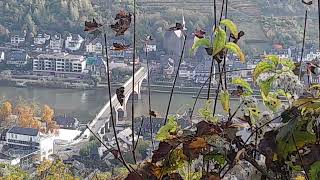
81, 67, 148, 138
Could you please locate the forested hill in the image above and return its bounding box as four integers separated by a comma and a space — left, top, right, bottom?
0, 0, 319, 51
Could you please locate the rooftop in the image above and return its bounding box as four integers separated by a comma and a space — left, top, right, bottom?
8, 127, 39, 136
6, 51, 28, 61
86, 56, 104, 66
37, 53, 84, 60
54, 115, 78, 126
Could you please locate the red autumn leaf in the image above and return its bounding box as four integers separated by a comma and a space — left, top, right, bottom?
152, 142, 174, 163
110, 10, 132, 36
84, 18, 102, 32
183, 137, 208, 160
196, 121, 223, 136
149, 110, 157, 118
112, 43, 131, 51
168, 173, 183, 180
194, 29, 206, 39
168, 23, 183, 31
116, 87, 125, 106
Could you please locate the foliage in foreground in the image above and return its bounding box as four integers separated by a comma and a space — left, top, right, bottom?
122, 19, 320, 180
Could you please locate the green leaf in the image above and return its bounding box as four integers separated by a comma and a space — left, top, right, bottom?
309, 161, 320, 180
265, 55, 280, 67
277, 128, 316, 158
198, 100, 218, 123
191, 38, 211, 55
307, 118, 316, 135
220, 19, 238, 39
156, 116, 178, 141
279, 58, 295, 70
253, 61, 276, 81
220, 90, 230, 112
225, 42, 245, 63
212, 154, 226, 165
261, 91, 281, 112
213, 27, 226, 56
163, 149, 186, 174
248, 108, 261, 125
258, 76, 276, 96
232, 77, 253, 94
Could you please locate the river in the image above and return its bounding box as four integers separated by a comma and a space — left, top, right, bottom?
0, 86, 265, 123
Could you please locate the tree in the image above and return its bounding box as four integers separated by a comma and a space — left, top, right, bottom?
136, 140, 151, 159
0, 163, 29, 179
0, 101, 12, 124
41, 105, 54, 122
92, 172, 112, 180
16, 104, 39, 129
40, 105, 58, 134
36, 159, 79, 180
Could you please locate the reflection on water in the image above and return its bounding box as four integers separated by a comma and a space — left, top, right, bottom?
0, 86, 266, 123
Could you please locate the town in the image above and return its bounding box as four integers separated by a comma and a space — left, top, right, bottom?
0, 15, 320, 179
0, 29, 319, 92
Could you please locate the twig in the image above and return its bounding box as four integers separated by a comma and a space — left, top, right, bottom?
243, 100, 313, 145
299, 10, 308, 79
145, 42, 154, 150
103, 34, 131, 172
86, 125, 129, 171
318, 0, 320, 50
207, 60, 215, 100
213, 62, 222, 116
207, 0, 218, 100
292, 135, 310, 180
131, 0, 137, 164
133, 117, 144, 150
189, 68, 254, 120
164, 35, 187, 125
228, 101, 243, 122
243, 154, 276, 180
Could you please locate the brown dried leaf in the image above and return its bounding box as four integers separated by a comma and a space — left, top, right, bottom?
183, 137, 208, 160
152, 142, 174, 163
196, 121, 223, 136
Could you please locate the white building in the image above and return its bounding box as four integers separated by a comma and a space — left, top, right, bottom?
49, 34, 63, 52
6, 127, 54, 161
65, 33, 84, 51
5, 51, 30, 67
85, 39, 103, 54
34, 33, 51, 45
33, 53, 87, 76
179, 63, 194, 80
144, 44, 157, 52
10, 31, 26, 46
0, 51, 4, 62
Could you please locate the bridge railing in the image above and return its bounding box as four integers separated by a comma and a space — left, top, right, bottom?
84, 67, 147, 135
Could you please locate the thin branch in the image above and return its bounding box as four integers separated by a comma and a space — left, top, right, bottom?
213, 62, 222, 116
318, 0, 320, 50
228, 101, 243, 122
131, 0, 137, 164
243, 100, 313, 145
207, 59, 215, 100
218, 0, 225, 24
292, 135, 310, 180
86, 125, 130, 171
103, 34, 131, 172
164, 35, 187, 125
299, 10, 308, 79
145, 42, 155, 150
207, 0, 218, 100
134, 117, 144, 150
243, 154, 276, 180
189, 68, 254, 120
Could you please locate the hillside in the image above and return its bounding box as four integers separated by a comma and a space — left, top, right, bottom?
0, 0, 319, 52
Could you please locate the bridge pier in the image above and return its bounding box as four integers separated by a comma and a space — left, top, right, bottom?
81, 67, 148, 140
